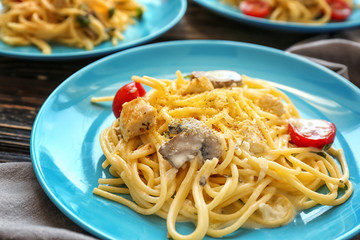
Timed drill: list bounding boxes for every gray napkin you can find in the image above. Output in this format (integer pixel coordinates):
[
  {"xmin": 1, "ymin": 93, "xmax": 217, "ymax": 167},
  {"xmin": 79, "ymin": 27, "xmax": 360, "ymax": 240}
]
[
  {"xmin": 286, "ymin": 33, "xmax": 360, "ymax": 87},
  {"xmin": 0, "ymin": 162, "xmax": 97, "ymax": 240}
]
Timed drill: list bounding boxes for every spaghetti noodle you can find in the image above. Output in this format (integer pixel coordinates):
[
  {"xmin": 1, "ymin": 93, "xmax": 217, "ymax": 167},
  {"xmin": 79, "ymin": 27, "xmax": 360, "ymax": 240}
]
[
  {"xmin": 93, "ymin": 71, "xmax": 352, "ymax": 239},
  {"xmin": 0, "ymin": 0, "xmax": 144, "ymax": 54}
]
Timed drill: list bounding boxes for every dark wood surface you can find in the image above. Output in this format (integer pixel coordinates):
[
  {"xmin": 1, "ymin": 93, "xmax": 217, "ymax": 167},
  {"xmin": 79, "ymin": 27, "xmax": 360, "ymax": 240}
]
[{"xmin": 0, "ymin": 0, "xmax": 358, "ymax": 239}]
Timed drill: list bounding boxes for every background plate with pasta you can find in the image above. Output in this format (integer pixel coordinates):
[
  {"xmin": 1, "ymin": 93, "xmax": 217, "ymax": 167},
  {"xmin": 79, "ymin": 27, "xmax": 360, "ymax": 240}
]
[
  {"xmin": 30, "ymin": 40, "xmax": 360, "ymax": 240},
  {"xmin": 194, "ymin": 0, "xmax": 360, "ymax": 32},
  {"xmin": 0, "ymin": 0, "xmax": 187, "ymax": 60}
]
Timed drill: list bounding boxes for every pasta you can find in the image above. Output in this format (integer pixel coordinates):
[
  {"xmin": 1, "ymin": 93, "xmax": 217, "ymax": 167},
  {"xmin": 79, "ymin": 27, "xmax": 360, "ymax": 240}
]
[
  {"xmin": 0, "ymin": 0, "xmax": 144, "ymax": 54},
  {"xmin": 93, "ymin": 70, "xmax": 352, "ymax": 240},
  {"xmin": 224, "ymin": 0, "xmax": 354, "ymax": 24}
]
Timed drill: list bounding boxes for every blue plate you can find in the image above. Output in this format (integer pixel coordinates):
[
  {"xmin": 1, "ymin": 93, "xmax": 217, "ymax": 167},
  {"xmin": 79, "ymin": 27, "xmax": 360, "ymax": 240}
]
[
  {"xmin": 0, "ymin": 0, "xmax": 186, "ymax": 60},
  {"xmin": 194, "ymin": 0, "xmax": 360, "ymax": 32},
  {"xmin": 31, "ymin": 40, "xmax": 360, "ymax": 240}
]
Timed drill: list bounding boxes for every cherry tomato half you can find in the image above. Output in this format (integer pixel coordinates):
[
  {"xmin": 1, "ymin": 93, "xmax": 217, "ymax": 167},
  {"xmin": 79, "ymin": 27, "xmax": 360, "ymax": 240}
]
[
  {"xmin": 239, "ymin": 0, "xmax": 271, "ymax": 18},
  {"xmin": 288, "ymin": 118, "xmax": 336, "ymax": 150},
  {"xmin": 327, "ymin": 0, "xmax": 352, "ymax": 21},
  {"xmin": 112, "ymin": 82, "xmax": 146, "ymax": 118}
]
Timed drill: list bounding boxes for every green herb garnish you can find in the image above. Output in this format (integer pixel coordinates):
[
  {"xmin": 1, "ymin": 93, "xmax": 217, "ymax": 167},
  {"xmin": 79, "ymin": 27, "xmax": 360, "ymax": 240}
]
[
  {"xmin": 323, "ymin": 143, "xmax": 332, "ymax": 151},
  {"xmin": 135, "ymin": 7, "xmax": 144, "ymax": 20},
  {"xmin": 314, "ymin": 151, "xmax": 327, "ymax": 158},
  {"xmin": 108, "ymin": 7, "xmax": 115, "ymax": 19},
  {"xmin": 76, "ymin": 14, "xmax": 90, "ymax": 27}
]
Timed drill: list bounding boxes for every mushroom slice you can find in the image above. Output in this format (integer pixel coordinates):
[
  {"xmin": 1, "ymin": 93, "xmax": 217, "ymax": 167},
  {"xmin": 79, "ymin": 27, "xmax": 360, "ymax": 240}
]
[
  {"xmin": 191, "ymin": 70, "xmax": 242, "ymax": 88},
  {"xmin": 159, "ymin": 132, "xmax": 203, "ymax": 169},
  {"xmin": 159, "ymin": 118, "xmax": 222, "ymax": 168}
]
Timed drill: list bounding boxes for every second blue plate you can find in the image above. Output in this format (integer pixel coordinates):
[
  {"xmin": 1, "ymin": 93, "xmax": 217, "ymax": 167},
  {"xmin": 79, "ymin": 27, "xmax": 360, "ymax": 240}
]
[{"xmin": 194, "ymin": 0, "xmax": 360, "ymax": 32}]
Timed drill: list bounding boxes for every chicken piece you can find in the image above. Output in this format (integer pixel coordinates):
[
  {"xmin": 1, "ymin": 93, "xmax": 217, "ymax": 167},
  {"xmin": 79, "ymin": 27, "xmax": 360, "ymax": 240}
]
[
  {"xmin": 257, "ymin": 94, "xmax": 285, "ymax": 117},
  {"xmin": 239, "ymin": 120, "xmax": 268, "ymax": 154},
  {"xmin": 119, "ymin": 98, "xmax": 157, "ymax": 141},
  {"xmin": 159, "ymin": 118, "xmax": 222, "ymax": 168},
  {"xmin": 191, "ymin": 70, "xmax": 242, "ymax": 88},
  {"xmin": 182, "ymin": 76, "xmax": 214, "ymax": 95}
]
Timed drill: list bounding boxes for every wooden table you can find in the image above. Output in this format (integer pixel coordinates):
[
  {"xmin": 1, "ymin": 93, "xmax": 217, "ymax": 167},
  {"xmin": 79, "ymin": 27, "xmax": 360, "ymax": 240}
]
[{"xmin": 0, "ymin": 0, "xmax": 358, "ymax": 239}]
